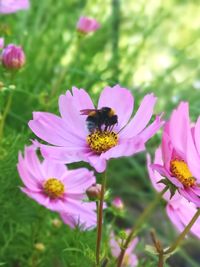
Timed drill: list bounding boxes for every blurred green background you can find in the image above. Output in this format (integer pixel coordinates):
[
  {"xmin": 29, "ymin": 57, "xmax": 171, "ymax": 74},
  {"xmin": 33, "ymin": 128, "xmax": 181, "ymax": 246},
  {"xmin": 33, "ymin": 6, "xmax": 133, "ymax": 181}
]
[{"xmin": 0, "ymin": 0, "xmax": 200, "ymax": 266}]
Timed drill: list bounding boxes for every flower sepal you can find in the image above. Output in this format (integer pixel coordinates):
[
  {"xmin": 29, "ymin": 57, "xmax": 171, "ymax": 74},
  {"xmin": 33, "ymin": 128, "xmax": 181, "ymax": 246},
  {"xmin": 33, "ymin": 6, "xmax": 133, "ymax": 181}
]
[{"xmin": 157, "ymin": 179, "xmax": 176, "ymax": 199}]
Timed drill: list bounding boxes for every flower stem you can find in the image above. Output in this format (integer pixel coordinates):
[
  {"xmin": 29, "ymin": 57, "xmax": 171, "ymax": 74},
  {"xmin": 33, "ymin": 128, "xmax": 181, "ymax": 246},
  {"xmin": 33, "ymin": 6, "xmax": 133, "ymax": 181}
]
[
  {"xmin": 158, "ymin": 252, "xmax": 164, "ymax": 267},
  {"xmin": 0, "ymin": 92, "xmax": 13, "ymax": 142},
  {"xmin": 96, "ymin": 170, "xmax": 107, "ymax": 266},
  {"xmin": 117, "ymin": 186, "xmax": 168, "ymax": 267},
  {"xmin": 164, "ymin": 208, "xmax": 200, "ymax": 255}
]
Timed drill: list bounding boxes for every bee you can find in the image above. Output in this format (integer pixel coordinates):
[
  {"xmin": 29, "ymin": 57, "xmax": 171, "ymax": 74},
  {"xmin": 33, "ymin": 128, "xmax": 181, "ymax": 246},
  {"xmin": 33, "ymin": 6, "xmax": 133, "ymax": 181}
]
[{"xmin": 80, "ymin": 107, "xmax": 118, "ymax": 133}]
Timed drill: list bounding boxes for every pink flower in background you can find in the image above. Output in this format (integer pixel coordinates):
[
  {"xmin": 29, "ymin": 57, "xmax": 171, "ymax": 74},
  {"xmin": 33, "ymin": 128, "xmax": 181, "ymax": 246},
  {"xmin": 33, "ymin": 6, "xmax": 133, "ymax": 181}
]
[
  {"xmin": 2, "ymin": 44, "xmax": 26, "ymax": 69},
  {"xmin": 0, "ymin": 38, "xmax": 4, "ymax": 49},
  {"xmin": 112, "ymin": 197, "xmax": 124, "ymax": 210},
  {"xmin": 151, "ymin": 102, "xmax": 200, "ymax": 207},
  {"xmin": 110, "ymin": 231, "xmax": 138, "ymax": 267},
  {"xmin": 29, "ymin": 85, "xmax": 163, "ymax": 172},
  {"xmin": 167, "ymin": 197, "xmax": 200, "ymax": 239},
  {"xmin": 147, "ymin": 147, "xmax": 200, "ymax": 239},
  {"xmin": 17, "ymin": 145, "xmax": 97, "ymax": 230},
  {"xmin": 0, "ymin": 0, "xmax": 29, "ymax": 14},
  {"xmin": 76, "ymin": 16, "xmax": 100, "ymax": 33}
]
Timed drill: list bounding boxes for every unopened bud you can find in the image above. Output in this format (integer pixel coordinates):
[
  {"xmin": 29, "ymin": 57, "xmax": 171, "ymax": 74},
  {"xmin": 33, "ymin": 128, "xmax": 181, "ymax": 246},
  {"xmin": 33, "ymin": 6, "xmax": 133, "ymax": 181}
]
[
  {"xmin": 34, "ymin": 242, "xmax": 45, "ymax": 252},
  {"xmin": 2, "ymin": 44, "xmax": 25, "ymax": 70},
  {"xmin": 76, "ymin": 16, "xmax": 100, "ymax": 34},
  {"xmin": 86, "ymin": 184, "xmax": 102, "ymax": 200},
  {"xmin": 112, "ymin": 197, "xmax": 124, "ymax": 210},
  {"xmin": 52, "ymin": 218, "xmax": 62, "ymax": 228}
]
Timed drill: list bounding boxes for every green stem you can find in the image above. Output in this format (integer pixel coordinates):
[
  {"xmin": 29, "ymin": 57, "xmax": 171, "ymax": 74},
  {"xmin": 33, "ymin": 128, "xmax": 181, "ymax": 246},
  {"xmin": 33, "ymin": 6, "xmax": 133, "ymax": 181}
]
[
  {"xmin": 96, "ymin": 170, "xmax": 107, "ymax": 266},
  {"xmin": 0, "ymin": 92, "xmax": 13, "ymax": 142},
  {"xmin": 117, "ymin": 186, "xmax": 168, "ymax": 267},
  {"xmin": 164, "ymin": 208, "xmax": 200, "ymax": 255}
]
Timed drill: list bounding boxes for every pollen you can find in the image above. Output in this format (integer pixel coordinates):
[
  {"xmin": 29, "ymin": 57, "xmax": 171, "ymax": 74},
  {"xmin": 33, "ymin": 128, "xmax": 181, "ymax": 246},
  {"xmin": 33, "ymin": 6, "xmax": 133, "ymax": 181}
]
[
  {"xmin": 170, "ymin": 159, "xmax": 196, "ymax": 187},
  {"xmin": 43, "ymin": 178, "xmax": 65, "ymax": 198},
  {"xmin": 87, "ymin": 130, "xmax": 118, "ymax": 154}
]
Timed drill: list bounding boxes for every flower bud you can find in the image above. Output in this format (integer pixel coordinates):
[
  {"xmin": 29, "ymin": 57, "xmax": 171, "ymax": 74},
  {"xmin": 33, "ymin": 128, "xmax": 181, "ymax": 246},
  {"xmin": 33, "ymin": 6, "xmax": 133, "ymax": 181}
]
[
  {"xmin": 76, "ymin": 16, "xmax": 100, "ymax": 34},
  {"xmin": 52, "ymin": 218, "xmax": 62, "ymax": 228},
  {"xmin": 112, "ymin": 197, "xmax": 124, "ymax": 210},
  {"xmin": 1, "ymin": 44, "xmax": 25, "ymax": 70},
  {"xmin": 34, "ymin": 242, "xmax": 45, "ymax": 252},
  {"xmin": 86, "ymin": 184, "xmax": 102, "ymax": 200}
]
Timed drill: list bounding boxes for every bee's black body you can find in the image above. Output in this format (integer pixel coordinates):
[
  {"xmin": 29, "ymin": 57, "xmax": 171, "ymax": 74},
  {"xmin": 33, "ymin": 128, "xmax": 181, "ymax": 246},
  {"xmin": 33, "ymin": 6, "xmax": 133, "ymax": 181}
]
[{"xmin": 80, "ymin": 107, "xmax": 118, "ymax": 132}]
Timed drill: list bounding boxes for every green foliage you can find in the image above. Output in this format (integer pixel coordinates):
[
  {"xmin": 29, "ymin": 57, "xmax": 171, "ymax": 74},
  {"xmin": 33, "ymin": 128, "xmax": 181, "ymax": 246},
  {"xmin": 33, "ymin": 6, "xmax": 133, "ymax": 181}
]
[{"xmin": 1, "ymin": 0, "xmax": 200, "ymax": 266}]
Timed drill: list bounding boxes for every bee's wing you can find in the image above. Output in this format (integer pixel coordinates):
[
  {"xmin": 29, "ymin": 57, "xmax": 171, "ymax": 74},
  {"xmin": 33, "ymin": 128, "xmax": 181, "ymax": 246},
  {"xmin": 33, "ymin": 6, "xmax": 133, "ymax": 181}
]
[{"xmin": 80, "ymin": 109, "xmax": 97, "ymax": 115}]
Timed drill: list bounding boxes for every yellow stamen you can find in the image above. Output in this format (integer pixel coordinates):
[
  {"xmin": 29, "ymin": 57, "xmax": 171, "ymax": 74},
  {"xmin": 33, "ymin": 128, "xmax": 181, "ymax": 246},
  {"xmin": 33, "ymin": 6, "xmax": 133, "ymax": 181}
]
[
  {"xmin": 44, "ymin": 178, "xmax": 64, "ymax": 198},
  {"xmin": 87, "ymin": 130, "xmax": 118, "ymax": 154},
  {"xmin": 170, "ymin": 159, "xmax": 196, "ymax": 187}
]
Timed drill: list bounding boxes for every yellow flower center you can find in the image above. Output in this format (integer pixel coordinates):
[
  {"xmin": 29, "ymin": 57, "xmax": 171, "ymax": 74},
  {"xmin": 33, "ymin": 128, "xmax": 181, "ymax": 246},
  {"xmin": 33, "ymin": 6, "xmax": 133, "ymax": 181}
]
[
  {"xmin": 170, "ymin": 159, "xmax": 196, "ymax": 187},
  {"xmin": 87, "ymin": 130, "xmax": 118, "ymax": 154},
  {"xmin": 43, "ymin": 178, "xmax": 65, "ymax": 198}
]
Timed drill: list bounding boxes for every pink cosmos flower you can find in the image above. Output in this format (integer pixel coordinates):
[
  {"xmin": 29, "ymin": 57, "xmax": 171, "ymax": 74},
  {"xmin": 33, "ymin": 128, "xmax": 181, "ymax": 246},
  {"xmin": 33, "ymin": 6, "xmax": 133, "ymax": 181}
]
[
  {"xmin": 147, "ymin": 147, "xmax": 200, "ymax": 239},
  {"xmin": 29, "ymin": 85, "xmax": 163, "ymax": 173},
  {"xmin": 76, "ymin": 16, "xmax": 100, "ymax": 33},
  {"xmin": 110, "ymin": 231, "xmax": 138, "ymax": 267},
  {"xmin": 17, "ymin": 145, "xmax": 97, "ymax": 230},
  {"xmin": 0, "ymin": 38, "xmax": 4, "ymax": 49},
  {"xmin": 151, "ymin": 102, "xmax": 200, "ymax": 207},
  {"xmin": 0, "ymin": 0, "xmax": 29, "ymax": 14},
  {"xmin": 2, "ymin": 44, "xmax": 26, "ymax": 69}
]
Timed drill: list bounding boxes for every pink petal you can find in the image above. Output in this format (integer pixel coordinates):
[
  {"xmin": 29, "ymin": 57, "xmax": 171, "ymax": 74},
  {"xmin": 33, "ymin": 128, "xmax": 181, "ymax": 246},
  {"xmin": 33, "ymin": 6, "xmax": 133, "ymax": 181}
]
[
  {"xmin": 98, "ymin": 85, "xmax": 134, "ymax": 130},
  {"xmin": 23, "ymin": 145, "xmax": 45, "ymax": 182},
  {"xmin": 139, "ymin": 114, "xmax": 164, "ymax": 143},
  {"xmin": 41, "ymin": 159, "xmax": 67, "ymax": 179},
  {"xmin": 161, "ymin": 123, "xmax": 173, "ymax": 170},
  {"xmin": 180, "ymin": 188, "xmax": 200, "ymax": 207},
  {"xmin": 60, "ymin": 201, "xmax": 97, "ymax": 230},
  {"xmin": 186, "ymin": 125, "xmax": 200, "ymax": 182},
  {"xmin": 59, "ymin": 87, "xmax": 94, "ymax": 137},
  {"xmin": 166, "ymin": 204, "xmax": 184, "ymax": 233},
  {"xmin": 40, "ymin": 143, "xmax": 88, "ymax": 164},
  {"xmin": 62, "ymin": 168, "xmax": 95, "ymax": 193},
  {"xmin": 87, "ymin": 154, "xmax": 107, "ymax": 173},
  {"xmin": 120, "ymin": 93, "xmax": 157, "ymax": 138},
  {"xmin": 29, "ymin": 112, "xmax": 85, "ymax": 146},
  {"xmin": 194, "ymin": 117, "xmax": 200, "ymax": 155},
  {"xmin": 17, "ymin": 153, "xmax": 42, "ymax": 191},
  {"xmin": 169, "ymin": 102, "xmax": 190, "ymax": 158},
  {"xmin": 102, "ymin": 137, "xmax": 145, "ymax": 160},
  {"xmin": 21, "ymin": 187, "xmax": 49, "ymax": 207}
]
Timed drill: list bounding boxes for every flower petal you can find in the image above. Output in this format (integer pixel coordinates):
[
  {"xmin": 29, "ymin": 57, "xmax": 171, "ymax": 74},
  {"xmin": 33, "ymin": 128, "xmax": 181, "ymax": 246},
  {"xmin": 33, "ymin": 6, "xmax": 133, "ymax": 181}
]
[
  {"xmin": 120, "ymin": 93, "xmax": 157, "ymax": 138},
  {"xmin": 40, "ymin": 143, "xmax": 88, "ymax": 164},
  {"xmin": 166, "ymin": 204, "xmax": 184, "ymax": 233},
  {"xmin": 59, "ymin": 87, "xmax": 95, "ymax": 137},
  {"xmin": 29, "ymin": 112, "xmax": 84, "ymax": 146},
  {"xmin": 194, "ymin": 116, "xmax": 200, "ymax": 155},
  {"xmin": 17, "ymin": 154, "xmax": 42, "ymax": 191},
  {"xmin": 102, "ymin": 137, "xmax": 145, "ymax": 160},
  {"xmin": 139, "ymin": 114, "xmax": 164, "ymax": 143},
  {"xmin": 169, "ymin": 102, "xmax": 190, "ymax": 158},
  {"xmin": 62, "ymin": 168, "xmax": 95, "ymax": 193}
]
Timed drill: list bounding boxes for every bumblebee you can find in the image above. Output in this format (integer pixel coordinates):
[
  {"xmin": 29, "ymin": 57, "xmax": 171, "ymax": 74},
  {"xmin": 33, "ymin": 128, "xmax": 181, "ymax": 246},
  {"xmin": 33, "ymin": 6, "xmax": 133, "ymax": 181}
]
[{"xmin": 80, "ymin": 107, "xmax": 118, "ymax": 133}]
